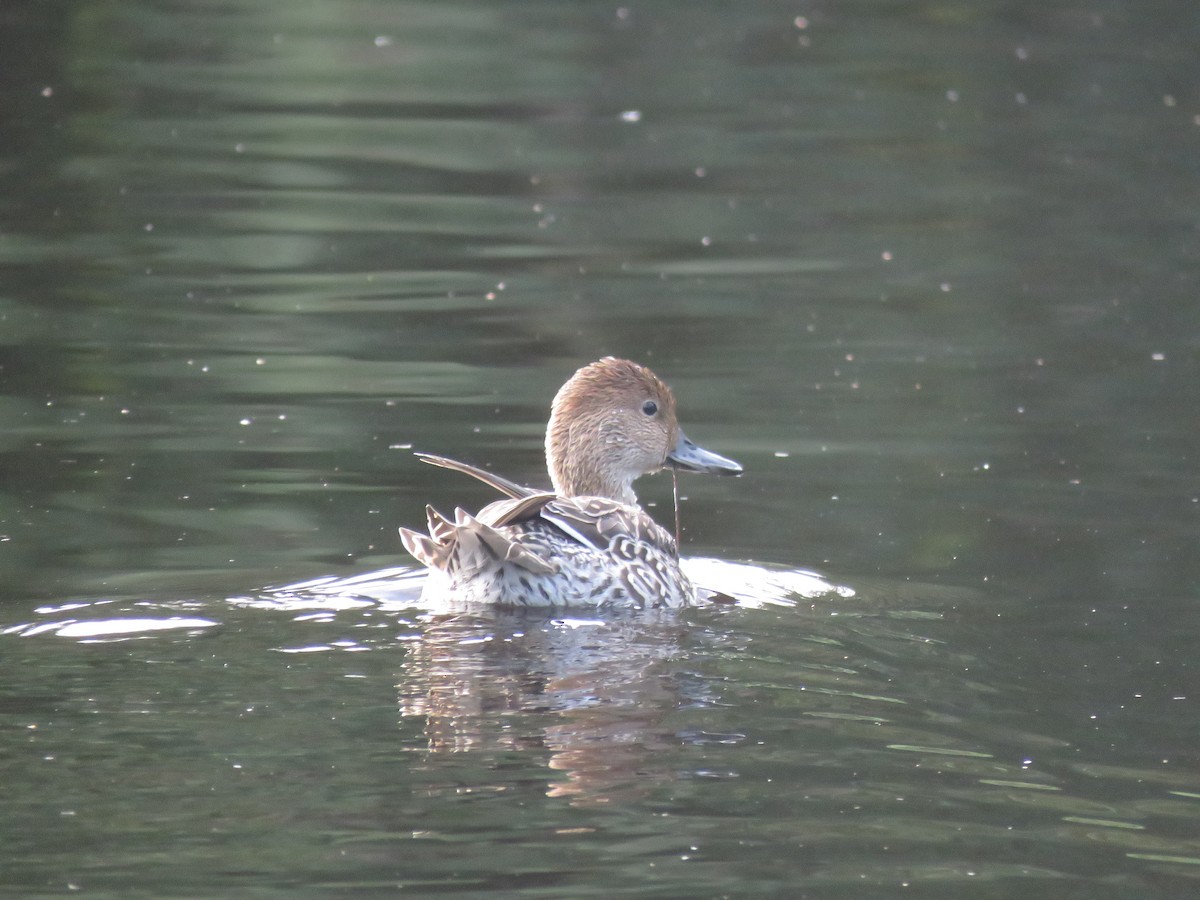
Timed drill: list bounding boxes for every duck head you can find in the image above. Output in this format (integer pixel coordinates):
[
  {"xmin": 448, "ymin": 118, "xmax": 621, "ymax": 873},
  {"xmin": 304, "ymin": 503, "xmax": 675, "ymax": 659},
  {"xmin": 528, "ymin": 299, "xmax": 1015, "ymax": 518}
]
[{"xmin": 545, "ymin": 357, "xmax": 742, "ymax": 504}]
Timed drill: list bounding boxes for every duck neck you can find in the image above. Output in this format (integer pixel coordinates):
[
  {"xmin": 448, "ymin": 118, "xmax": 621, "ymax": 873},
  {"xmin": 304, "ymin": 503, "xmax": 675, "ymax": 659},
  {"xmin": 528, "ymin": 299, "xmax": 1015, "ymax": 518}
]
[{"xmin": 548, "ymin": 454, "xmax": 637, "ymax": 505}]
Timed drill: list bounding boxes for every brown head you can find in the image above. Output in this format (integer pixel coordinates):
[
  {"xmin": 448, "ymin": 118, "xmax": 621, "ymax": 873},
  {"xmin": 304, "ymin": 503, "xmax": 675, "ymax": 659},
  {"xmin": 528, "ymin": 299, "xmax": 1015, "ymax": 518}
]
[{"xmin": 545, "ymin": 357, "xmax": 742, "ymax": 504}]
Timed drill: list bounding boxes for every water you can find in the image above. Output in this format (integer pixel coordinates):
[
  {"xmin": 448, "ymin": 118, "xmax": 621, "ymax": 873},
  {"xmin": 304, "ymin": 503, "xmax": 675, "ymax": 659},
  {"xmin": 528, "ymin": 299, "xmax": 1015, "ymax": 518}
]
[{"xmin": 2, "ymin": 1, "xmax": 1199, "ymax": 896}]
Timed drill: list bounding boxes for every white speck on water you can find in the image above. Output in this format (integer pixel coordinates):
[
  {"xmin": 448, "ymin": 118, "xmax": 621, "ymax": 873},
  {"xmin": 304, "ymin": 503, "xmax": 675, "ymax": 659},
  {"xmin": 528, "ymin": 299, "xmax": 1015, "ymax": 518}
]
[{"xmin": 619, "ymin": 110, "xmax": 642, "ymax": 122}]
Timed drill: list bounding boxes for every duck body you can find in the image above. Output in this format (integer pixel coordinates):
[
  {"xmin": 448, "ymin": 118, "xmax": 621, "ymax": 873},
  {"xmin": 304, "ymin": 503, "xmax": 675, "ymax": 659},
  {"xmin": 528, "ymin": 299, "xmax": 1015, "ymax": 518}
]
[
  {"xmin": 399, "ymin": 358, "xmax": 742, "ymax": 609},
  {"xmin": 408, "ymin": 458, "xmax": 694, "ymax": 608}
]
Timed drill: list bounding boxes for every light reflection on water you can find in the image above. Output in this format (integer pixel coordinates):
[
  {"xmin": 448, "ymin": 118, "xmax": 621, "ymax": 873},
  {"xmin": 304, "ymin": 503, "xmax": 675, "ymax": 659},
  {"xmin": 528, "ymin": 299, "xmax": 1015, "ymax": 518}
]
[{"xmin": 6, "ymin": 564, "xmax": 1200, "ymax": 893}]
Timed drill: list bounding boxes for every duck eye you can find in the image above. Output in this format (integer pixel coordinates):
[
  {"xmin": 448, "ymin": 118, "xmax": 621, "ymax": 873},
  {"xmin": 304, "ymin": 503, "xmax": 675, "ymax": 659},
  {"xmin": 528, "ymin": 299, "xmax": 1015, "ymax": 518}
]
[{"xmin": 642, "ymin": 400, "xmax": 658, "ymax": 416}]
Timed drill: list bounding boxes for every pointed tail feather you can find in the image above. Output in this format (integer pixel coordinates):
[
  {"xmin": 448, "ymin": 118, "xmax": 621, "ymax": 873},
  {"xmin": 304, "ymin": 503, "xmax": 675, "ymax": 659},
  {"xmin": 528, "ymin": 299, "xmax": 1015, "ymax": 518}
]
[{"xmin": 399, "ymin": 526, "xmax": 445, "ymax": 568}]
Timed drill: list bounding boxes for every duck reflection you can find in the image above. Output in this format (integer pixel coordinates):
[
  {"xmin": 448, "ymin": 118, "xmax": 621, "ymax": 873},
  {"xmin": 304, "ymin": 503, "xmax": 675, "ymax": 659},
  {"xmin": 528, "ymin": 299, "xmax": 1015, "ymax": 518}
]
[{"xmin": 396, "ymin": 605, "xmax": 701, "ymax": 804}]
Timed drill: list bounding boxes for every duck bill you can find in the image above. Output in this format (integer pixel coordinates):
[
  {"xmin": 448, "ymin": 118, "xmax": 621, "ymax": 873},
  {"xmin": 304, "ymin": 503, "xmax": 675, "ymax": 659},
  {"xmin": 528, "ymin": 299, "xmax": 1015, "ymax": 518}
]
[{"xmin": 666, "ymin": 430, "xmax": 743, "ymax": 476}]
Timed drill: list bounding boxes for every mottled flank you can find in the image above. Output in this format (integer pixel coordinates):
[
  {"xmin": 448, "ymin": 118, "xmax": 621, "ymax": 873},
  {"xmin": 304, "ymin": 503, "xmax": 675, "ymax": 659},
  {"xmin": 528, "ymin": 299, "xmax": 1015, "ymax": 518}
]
[{"xmin": 399, "ymin": 358, "xmax": 742, "ymax": 608}]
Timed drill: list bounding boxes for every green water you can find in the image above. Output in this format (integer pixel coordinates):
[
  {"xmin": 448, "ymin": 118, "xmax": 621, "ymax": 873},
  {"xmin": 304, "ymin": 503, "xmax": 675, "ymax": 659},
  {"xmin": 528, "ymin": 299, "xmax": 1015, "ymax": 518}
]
[{"xmin": 1, "ymin": 1, "xmax": 1198, "ymax": 896}]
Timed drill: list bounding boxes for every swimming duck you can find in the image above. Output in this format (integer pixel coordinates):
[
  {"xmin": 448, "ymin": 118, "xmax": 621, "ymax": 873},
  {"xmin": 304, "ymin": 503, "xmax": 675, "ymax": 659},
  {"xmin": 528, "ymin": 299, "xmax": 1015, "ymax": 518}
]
[{"xmin": 399, "ymin": 357, "xmax": 742, "ymax": 608}]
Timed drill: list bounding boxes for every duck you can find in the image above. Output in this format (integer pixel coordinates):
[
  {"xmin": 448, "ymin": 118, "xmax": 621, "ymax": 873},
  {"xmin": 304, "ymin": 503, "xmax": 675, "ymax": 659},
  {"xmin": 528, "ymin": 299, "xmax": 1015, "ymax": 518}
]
[{"xmin": 399, "ymin": 357, "xmax": 743, "ymax": 608}]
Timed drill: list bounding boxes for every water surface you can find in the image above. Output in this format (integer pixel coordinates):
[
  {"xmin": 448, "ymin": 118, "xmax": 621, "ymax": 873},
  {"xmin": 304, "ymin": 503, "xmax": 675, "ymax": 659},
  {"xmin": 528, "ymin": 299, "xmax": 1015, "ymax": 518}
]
[{"xmin": 2, "ymin": 1, "xmax": 1198, "ymax": 896}]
